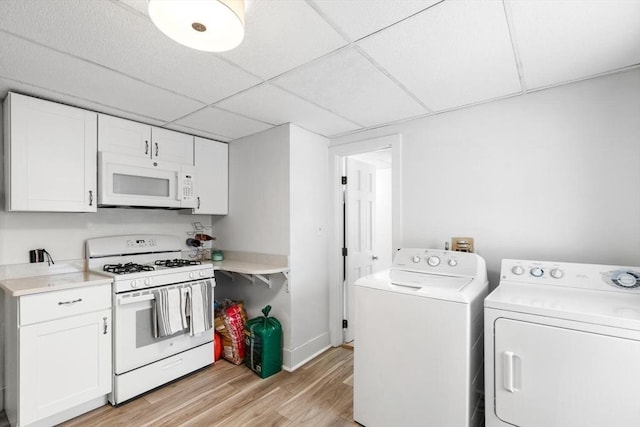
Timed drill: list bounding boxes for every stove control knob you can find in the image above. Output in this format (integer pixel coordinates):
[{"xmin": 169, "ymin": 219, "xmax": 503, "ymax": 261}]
[
  {"xmin": 412, "ymin": 256, "xmax": 421, "ymax": 263},
  {"xmin": 199, "ymin": 270, "xmax": 206, "ymax": 277},
  {"xmin": 550, "ymin": 268, "xmax": 563, "ymax": 279},
  {"xmin": 144, "ymin": 278, "xmax": 152, "ymax": 286},
  {"xmin": 189, "ymin": 272, "xmax": 195, "ymax": 279},
  {"xmin": 427, "ymin": 256, "xmax": 441, "ymax": 267},
  {"xmin": 530, "ymin": 267, "xmax": 544, "ymax": 278},
  {"xmin": 448, "ymin": 258, "xmax": 458, "ymax": 267},
  {"xmin": 511, "ymin": 266, "xmax": 525, "ymax": 275},
  {"xmin": 130, "ymin": 280, "xmax": 138, "ymax": 289}
]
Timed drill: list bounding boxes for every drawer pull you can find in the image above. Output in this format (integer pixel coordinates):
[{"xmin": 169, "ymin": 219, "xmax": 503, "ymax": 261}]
[
  {"xmin": 103, "ymin": 317, "xmax": 108, "ymax": 335},
  {"xmin": 58, "ymin": 298, "xmax": 82, "ymax": 306}
]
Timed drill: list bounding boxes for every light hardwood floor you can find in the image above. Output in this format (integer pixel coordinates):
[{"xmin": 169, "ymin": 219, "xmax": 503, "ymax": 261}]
[{"xmin": 60, "ymin": 347, "xmax": 357, "ymax": 427}]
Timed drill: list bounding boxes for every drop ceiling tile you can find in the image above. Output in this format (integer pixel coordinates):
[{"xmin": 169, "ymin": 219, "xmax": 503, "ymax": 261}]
[
  {"xmin": 164, "ymin": 123, "xmax": 232, "ymax": 143},
  {"xmin": 358, "ymin": 0, "xmax": 521, "ymax": 112},
  {"xmin": 310, "ymin": 0, "xmax": 439, "ymax": 41},
  {"xmin": 218, "ymin": 0, "xmax": 348, "ymax": 79},
  {"xmin": 0, "ymin": 33, "xmax": 204, "ymax": 122},
  {"xmin": 0, "ymin": 77, "xmax": 166, "ymax": 126},
  {"xmin": 173, "ymin": 107, "xmax": 273, "ymax": 140},
  {"xmin": 273, "ymin": 47, "xmax": 427, "ymax": 127},
  {"xmin": 508, "ymin": 0, "xmax": 640, "ymax": 89},
  {"xmin": 0, "ymin": 0, "xmax": 260, "ymax": 104},
  {"xmin": 216, "ymin": 84, "xmax": 361, "ymax": 137}
]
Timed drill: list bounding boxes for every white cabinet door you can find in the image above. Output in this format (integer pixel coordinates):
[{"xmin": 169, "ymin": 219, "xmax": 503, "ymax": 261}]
[
  {"xmin": 152, "ymin": 127, "xmax": 194, "ymax": 165},
  {"xmin": 19, "ymin": 309, "xmax": 112, "ymax": 426},
  {"xmin": 193, "ymin": 137, "xmax": 228, "ymax": 215},
  {"xmin": 494, "ymin": 318, "xmax": 640, "ymax": 427},
  {"xmin": 5, "ymin": 93, "xmax": 97, "ymax": 212},
  {"xmin": 98, "ymin": 114, "xmax": 151, "ymax": 159},
  {"xmin": 99, "ymin": 114, "xmax": 193, "ymax": 164}
]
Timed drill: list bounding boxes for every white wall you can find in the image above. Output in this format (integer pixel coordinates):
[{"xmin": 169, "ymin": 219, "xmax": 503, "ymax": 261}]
[
  {"xmin": 331, "ymin": 69, "xmax": 640, "ymax": 287},
  {"xmin": 289, "ymin": 124, "xmax": 330, "ymax": 367},
  {"xmin": 212, "ymin": 123, "xmax": 330, "ymax": 370},
  {"xmin": 212, "ymin": 125, "xmax": 290, "ymax": 255},
  {"xmin": 211, "ymin": 124, "xmax": 292, "ymax": 350}
]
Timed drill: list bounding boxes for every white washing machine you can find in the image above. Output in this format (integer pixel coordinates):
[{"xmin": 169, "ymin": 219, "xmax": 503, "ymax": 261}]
[
  {"xmin": 353, "ymin": 248, "xmax": 488, "ymax": 427},
  {"xmin": 485, "ymin": 259, "xmax": 640, "ymax": 427}
]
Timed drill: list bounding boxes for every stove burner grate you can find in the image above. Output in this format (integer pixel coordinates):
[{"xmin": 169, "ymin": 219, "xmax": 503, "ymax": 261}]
[
  {"xmin": 103, "ymin": 262, "xmax": 155, "ymax": 275},
  {"xmin": 155, "ymin": 259, "xmax": 202, "ymax": 268}
]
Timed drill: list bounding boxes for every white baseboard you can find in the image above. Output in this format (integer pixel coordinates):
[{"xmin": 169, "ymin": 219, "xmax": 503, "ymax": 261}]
[{"xmin": 282, "ymin": 332, "xmax": 331, "ymax": 372}]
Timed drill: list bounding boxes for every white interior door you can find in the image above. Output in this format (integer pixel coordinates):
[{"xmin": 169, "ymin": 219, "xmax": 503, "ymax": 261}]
[{"xmin": 344, "ymin": 157, "xmax": 376, "ymax": 343}]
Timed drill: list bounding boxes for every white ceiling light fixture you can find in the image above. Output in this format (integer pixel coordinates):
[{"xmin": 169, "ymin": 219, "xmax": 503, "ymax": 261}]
[{"xmin": 148, "ymin": 0, "xmax": 245, "ymax": 52}]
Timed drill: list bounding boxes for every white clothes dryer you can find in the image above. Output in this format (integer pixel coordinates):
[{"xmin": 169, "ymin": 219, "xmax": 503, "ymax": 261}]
[
  {"xmin": 353, "ymin": 249, "xmax": 488, "ymax": 427},
  {"xmin": 485, "ymin": 259, "xmax": 640, "ymax": 427}
]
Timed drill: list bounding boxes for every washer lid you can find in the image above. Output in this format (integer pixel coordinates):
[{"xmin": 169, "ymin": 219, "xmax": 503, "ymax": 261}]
[
  {"xmin": 485, "ymin": 282, "xmax": 640, "ymax": 331},
  {"xmin": 355, "ymin": 269, "xmax": 476, "ymax": 303}
]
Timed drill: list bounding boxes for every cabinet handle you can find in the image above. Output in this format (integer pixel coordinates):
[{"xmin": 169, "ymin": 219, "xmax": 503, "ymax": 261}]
[
  {"xmin": 103, "ymin": 317, "xmax": 108, "ymax": 335},
  {"xmin": 58, "ymin": 298, "xmax": 82, "ymax": 306},
  {"xmin": 145, "ymin": 140, "xmax": 149, "ymax": 155},
  {"xmin": 197, "ymin": 196, "xmax": 200, "ymax": 209},
  {"xmin": 155, "ymin": 142, "xmax": 159, "ymax": 157},
  {"xmin": 89, "ymin": 190, "xmax": 93, "ymax": 206}
]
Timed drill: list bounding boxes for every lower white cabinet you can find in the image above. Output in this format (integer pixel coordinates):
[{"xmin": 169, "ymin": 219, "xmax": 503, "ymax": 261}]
[{"xmin": 4, "ymin": 284, "xmax": 112, "ymax": 427}]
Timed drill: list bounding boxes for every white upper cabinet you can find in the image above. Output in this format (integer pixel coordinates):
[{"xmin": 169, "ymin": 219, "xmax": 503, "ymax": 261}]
[
  {"xmin": 3, "ymin": 93, "xmax": 97, "ymax": 212},
  {"xmin": 98, "ymin": 114, "xmax": 194, "ymax": 165},
  {"xmin": 193, "ymin": 137, "xmax": 228, "ymax": 215}
]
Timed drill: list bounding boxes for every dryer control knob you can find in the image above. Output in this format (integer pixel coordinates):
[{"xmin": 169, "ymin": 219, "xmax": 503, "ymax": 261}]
[
  {"xmin": 448, "ymin": 258, "xmax": 458, "ymax": 267},
  {"xmin": 530, "ymin": 267, "xmax": 544, "ymax": 278},
  {"xmin": 511, "ymin": 266, "xmax": 524, "ymax": 275},
  {"xmin": 412, "ymin": 256, "xmax": 421, "ymax": 263},
  {"xmin": 550, "ymin": 268, "xmax": 563, "ymax": 279},
  {"xmin": 427, "ymin": 256, "xmax": 441, "ymax": 267}
]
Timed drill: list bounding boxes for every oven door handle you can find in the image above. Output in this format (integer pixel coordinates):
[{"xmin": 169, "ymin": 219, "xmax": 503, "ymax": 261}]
[{"xmin": 118, "ymin": 294, "xmax": 155, "ymax": 306}]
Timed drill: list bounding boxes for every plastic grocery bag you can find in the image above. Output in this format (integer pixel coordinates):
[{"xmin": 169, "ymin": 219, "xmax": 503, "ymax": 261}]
[{"xmin": 244, "ymin": 305, "xmax": 282, "ymax": 378}]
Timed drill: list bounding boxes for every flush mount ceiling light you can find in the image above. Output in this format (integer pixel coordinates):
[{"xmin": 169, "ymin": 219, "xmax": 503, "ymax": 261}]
[{"xmin": 148, "ymin": 0, "xmax": 245, "ymax": 52}]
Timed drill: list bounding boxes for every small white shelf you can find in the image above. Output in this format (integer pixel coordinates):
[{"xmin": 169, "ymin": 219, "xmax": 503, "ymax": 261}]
[{"xmin": 211, "ymin": 252, "xmax": 289, "ymax": 289}]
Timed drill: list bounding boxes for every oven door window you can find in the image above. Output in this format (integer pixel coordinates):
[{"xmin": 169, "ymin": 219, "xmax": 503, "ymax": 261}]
[{"xmin": 114, "ymin": 291, "xmax": 212, "ymax": 375}]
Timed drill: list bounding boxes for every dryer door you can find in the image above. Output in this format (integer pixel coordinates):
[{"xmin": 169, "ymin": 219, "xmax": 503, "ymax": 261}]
[{"xmin": 494, "ymin": 318, "xmax": 640, "ymax": 427}]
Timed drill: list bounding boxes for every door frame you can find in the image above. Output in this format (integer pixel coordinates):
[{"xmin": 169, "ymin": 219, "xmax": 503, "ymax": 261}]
[{"xmin": 328, "ymin": 134, "xmax": 403, "ymax": 346}]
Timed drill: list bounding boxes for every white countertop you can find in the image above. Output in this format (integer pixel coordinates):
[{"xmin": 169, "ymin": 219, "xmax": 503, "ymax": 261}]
[{"xmin": 0, "ymin": 271, "xmax": 113, "ymax": 297}]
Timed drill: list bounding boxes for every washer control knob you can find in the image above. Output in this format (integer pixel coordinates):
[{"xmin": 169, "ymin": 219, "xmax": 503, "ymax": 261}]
[
  {"xmin": 144, "ymin": 278, "xmax": 152, "ymax": 286},
  {"xmin": 616, "ymin": 273, "xmax": 638, "ymax": 287},
  {"xmin": 427, "ymin": 256, "xmax": 441, "ymax": 267},
  {"xmin": 530, "ymin": 267, "xmax": 544, "ymax": 278},
  {"xmin": 412, "ymin": 256, "xmax": 421, "ymax": 263},
  {"xmin": 511, "ymin": 265, "xmax": 525, "ymax": 275},
  {"xmin": 448, "ymin": 258, "xmax": 458, "ymax": 267},
  {"xmin": 550, "ymin": 268, "xmax": 563, "ymax": 279},
  {"xmin": 130, "ymin": 280, "xmax": 138, "ymax": 289}
]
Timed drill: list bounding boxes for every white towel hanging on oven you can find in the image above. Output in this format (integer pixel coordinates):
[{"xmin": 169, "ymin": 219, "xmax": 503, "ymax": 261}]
[
  {"xmin": 153, "ymin": 287, "xmax": 187, "ymax": 338},
  {"xmin": 189, "ymin": 281, "xmax": 212, "ymax": 336}
]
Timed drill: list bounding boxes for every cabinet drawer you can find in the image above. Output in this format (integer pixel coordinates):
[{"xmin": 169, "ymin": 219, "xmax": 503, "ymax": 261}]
[{"xmin": 20, "ymin": 284, "xmax": 111, "ymax": 326}]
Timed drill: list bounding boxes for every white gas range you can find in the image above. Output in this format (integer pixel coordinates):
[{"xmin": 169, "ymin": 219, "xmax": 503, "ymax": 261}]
[{"xmin": 86, "ymin": 234, "xmax": 215, "ymax": 405}]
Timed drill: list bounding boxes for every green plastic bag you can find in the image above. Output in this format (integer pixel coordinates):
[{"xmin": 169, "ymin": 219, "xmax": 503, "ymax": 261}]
[{"xmin": 244, "ymin": 305, "xmax": 282, "ymax": 378}]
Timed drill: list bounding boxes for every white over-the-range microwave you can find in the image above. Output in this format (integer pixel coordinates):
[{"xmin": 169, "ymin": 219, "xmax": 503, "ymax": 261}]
[{"xmin": 98, "ymin": 152, "xmax": 196, "ymax": 208}]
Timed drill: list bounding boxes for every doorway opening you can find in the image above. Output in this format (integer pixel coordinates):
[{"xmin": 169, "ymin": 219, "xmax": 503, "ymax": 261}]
[
  {"xmin": 341, "ymin": 149, "xmax": 393, "ymax": 347},
  {"xmin": 328, "ymin": 133, "xmax": 402, "ymax": 348}
]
